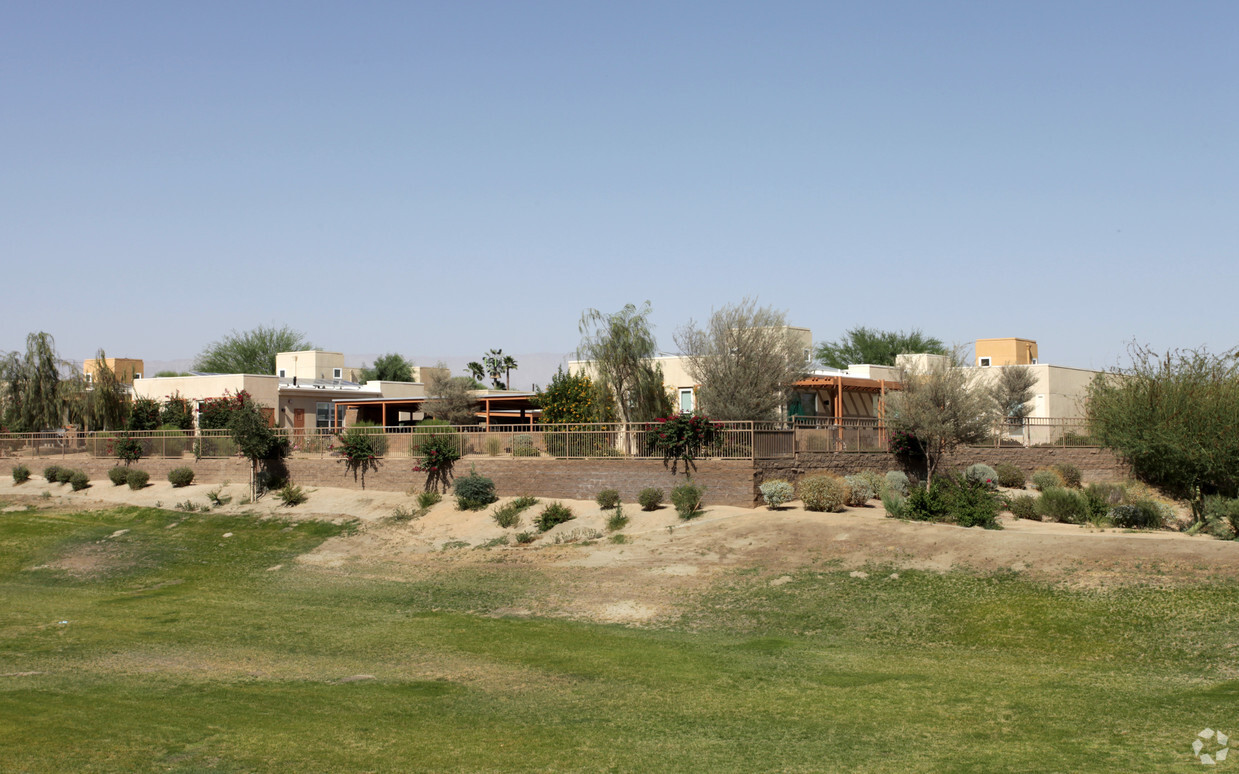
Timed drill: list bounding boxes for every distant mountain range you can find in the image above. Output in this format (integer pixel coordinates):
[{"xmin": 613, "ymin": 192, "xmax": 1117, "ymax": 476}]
[{"xmin": 140, "ymin": 352, "xmax": 573, "ymax": 392}]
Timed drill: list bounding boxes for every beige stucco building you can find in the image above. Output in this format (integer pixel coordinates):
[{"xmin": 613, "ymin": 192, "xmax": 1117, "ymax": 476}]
[{"xmin": 84, "ymin": 357, "xmax": 145, "ymax": 384}]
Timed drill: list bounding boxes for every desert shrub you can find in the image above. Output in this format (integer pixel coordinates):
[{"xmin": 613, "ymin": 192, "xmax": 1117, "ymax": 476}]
[
  {"xmin": 55, "ymin": 467, "xmax": 75, "ymax": 484},
  {"xmin": 126, "ymin": 469, "xmax": 150, "ymax": 490},
  {"xmin": 994, "ymin": 463, "xmax": 1026, "ymax": 489},
  {"xmin": 510, "ymin": 434, "xmax": 540, "ymax": 457},
  {"xmin": 511, "ymin": 495, "xmax": 538, "ymax": 510},
  {"xmin": 43, "ymin": 465, "xmax": 62, "ymax": 483},
  {"xmin": 107, "ymin": 466, "xmax": 129, "ymax": 486},
  {"xmin": 798, "ymin": 474, "xmax": 847, "ymax": 513},
  {"xmin": 881, "ymin": 490, "xmax": 907, "ymax": 519},
  {"xmin": 167, "ymin": 467, "xmax": 195, "ymax": 488},
  {"xmin": 760, "ymin": 479, "xmax": 795, "ymax": 510},
  {"xmin": 855, "ymin": 470, "xmax": 886, "ymax": 498},
  {"xmin": 1052, "ymin": 462, "xmax": 1083, "ymax": 489},
  {"xmin": 206, "ymin": 487, "xmax": 232, "ymax": 507},
  {"xmin": 964, "ymin": 464, "xmax": 998, "ymax": 489},
  {"xmin": 1036, "ymin": 487, "xmax": 1090, "ymax": 524},
  {"xmin": 515, "ymin": 531, "xmax": 537, "ymax": 544},
  {"xmin": 69, "ymin": 471, "xmax": 89, "ymax": 491},
  {"xmin": 606, "ymin": 505, "xmax": 629, "ymax": 532},
  {"xmin": 671, "ymin": 481, "xmax": 705, "ymax": 519},
  {"xmin": 1203, "ymin": 496, "xmax": 1239, "ymax": 538},
  {"xmin": 1031, "ymin": 469, "xmax": 1064, "ymax": 491},
  {"xmin": 416, "ymin": 490, "xmax": 442, "ymax": 509},
  {"xmin": 843, "ymin": 475, "xmax": 873, "ymax": 507},
  {"xmin": 1109, "ymin": 500, "xmax": 1165, "ymax": 529},
  {"xmin": 942, "ymin": 476, "xmax": 1001, "ymax": 528},
  {"xmin": 595, "ymin": 488, "xmax": 621, "ymax": 510},
  {"xmin": 638, "ymin": 487, "xmax": 663, "ymax": 511},
  {"xmin": 905, "ymin": 484, "xmax": 951, "ymax": 522},
  {"xmin": 884, "ymin": 470, "xmax": 910, "ymax": 497},
  {"xmin": 1084, "ymin": 482, "xmax": 1125, "ymax": 524},
  {"xmin": 1008, "ymin": 494, "xmax": 1039, "ymax": 520},
  {"xmin": 11, "ymin": 464, "xmax": 30, "ymax": 484},
  {"xmin": 276, "ymin": 483, "xmax": 308, "ymax": 506},
  {"xmin": 484, "ymin": 437, "xmax": 503, "ymax": 456},
  {"xmin": 491, "ymin": 501, "xmax": 524, "ymax": 529},
  {"xmin": 454, "ymin": 471, "xmax": 498, "ymax": 511},
  {"xmin": 536, "ymin": 501, "xmax": 575, "ymax": 532}
]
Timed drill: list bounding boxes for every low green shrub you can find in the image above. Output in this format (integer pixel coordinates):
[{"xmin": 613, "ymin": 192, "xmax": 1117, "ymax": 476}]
[
  {"xmin": 855, "ymin": 470, "xmax": 886, "ymax": 498},
  {"xmin": 1109, "ymin": 500, "xmax": 1165, "ymax": 529},
  {"xmin": 276, "ymin": 483, "xmax": 308, "ymax": 506},
  {"xmin": 1052, "ymin": 463, "xmax": 1083, "ymax": 489},
  {"xmin": 416, "ymin": 490, "xmax": 442, "ymax": 509},
  {"xmin": 55, "ymin": 467, "xmax": 75, "ymax": 484},
  {"xmin": 798, "ymin": 474, "xmax": 847, "ymax": 513},
  {"xmin": 126, "ymin": 469, "xmax": 150, "ymax": 490},
  {"xmin": 881, "ymin": 490, "xmax": 907, "ymax": 519},
  {"xmin": 606, "ymin": 505, "xmax": 629, "ymax": 532},
  {"xmin": 510, "ymin": 495, "xmax": 538, "ymax": 510},
  {"xmin": 515, "ymin": 531, "xmax": 537, "ymax": 544},
  {"xmin": 1084, "ymin": 482, "xmax": 1125, "ymax": 524},
  {"xmin": 638, "ymin": 487, "xmax": 663, "ymax": 511},
  {"xmin": 108, "ymin": 466, "xmax": 129, "ymax": 486},
  {"xmin": 536, "ymin": 502, "xmax": 575, "ymax": 532},
  {"xmin": 491, "ymin": 501, "xmax": 524, "ymax": 529},
  {"xmin": 11, "ymin": 464, "xmax": 30, "ymax": 484},
  {"xmin": 884, "ymin": 471, "xmax": 910, "ymax": 497},
  {"xmin": 454, "ymin": 471, "xmax": 498, "ymax": 511},
  {"xmin": 69, "ymin": 471, "xmax": 89, "ymax": 491},
  {"xmin": 964, "ymin": 464, "xmax": 998, "ymax": 489},
  {"xmin": 905, "ymin": 484, "xmax": 951, "ymax": 522},
  {"xmin": 944, "ymin": 477, "xmax": 1001, "ymax": 528},
  {"xmin": 595, "ymin": 489, "xmax": 621, "ymax": 510},
  {"xmin": 1036, "ymin": 487, "xmax": 1090, "ymax": 524},
  {"xmin": 759, "ymin": 479, "xmax": 795, "ymax": 510},
  {"xmin": 206, "ymin": 487, "xmax": 232, "ymax": 507},
  {"xmin": 843, "ymin": 475, "xmax": 873, "ymax": 507},
  {"xmin": 1203, "ymin": 496, "xmax": 1239, "ymax": 538},
  {"xmin": 1031, "ymin": 469, "xmax": 1064, "ymax": 491},
  {"xmin": 168, "ymin": 467, "xmax": 195, "ymax": 488},
  {"xmin": 994, "ymin": 463, "xmax": 1026, "ymax": 489},
  {"xmin": 43, "ymin": 465, "xmax": 62, "ymax": 484},
  {"xmin": 510, "ymin": 434, "xmax": 540, "ymax": 457},
  {"xmin": 1008, "ymin": 494, "xmax": 1039, "ymax": 520},
  {"xmin": 671, "ymin": 482, "xmax": 706, "ymax": 519}
]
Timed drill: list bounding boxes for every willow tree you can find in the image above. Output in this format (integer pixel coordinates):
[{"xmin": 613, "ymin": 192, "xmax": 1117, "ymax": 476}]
[
  {"xmin": 577, "ymin": 302, "xmax": 669, "ymax": 425},
  {"xmin": 1, "ymin": 332, "xmax": 66, "ymax": 432}
]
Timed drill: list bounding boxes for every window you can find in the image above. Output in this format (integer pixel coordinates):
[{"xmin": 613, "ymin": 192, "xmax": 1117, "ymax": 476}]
[
  {"xmin": 316, "ymin": 402, "xmax": 333, "ymax": 428},
  {"xmin": 133, "ymin": 373, "xmax": 141, "ymax": 380},
  {"xmin": 679, "ymin": 388, "xmax": 693, "ymax": 413},
  {"xmin": 278, "ymin": 369, "xmax": 286, "ymax": 378},
  {"xmin": 979, "ymin": 357, "xmax": 992, "ymax": 367},
  {"xmin": 84, "ymin": 372, "xmax": 93, "ymax": 384},
  {"xmin": 333, "ymin": 368, "xmax": 343, "ymax": 379}
]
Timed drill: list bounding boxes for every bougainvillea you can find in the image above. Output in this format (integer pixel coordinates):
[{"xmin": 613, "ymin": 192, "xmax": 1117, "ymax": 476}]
[
  {"xmin": 649, "ymin": 413, "xmax": 721, "ymax": 476},
  {"xmin": 199, "ymin": 390, "xmax": 252, "ymax": 430},
  {"xmin": 414, "ymin": 432, "xmax": 463, "ymax": 493}
]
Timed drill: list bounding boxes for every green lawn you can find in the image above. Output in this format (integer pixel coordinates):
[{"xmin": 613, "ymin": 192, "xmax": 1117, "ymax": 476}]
[{"xmin": 2, "ymin": 506, "xmax": 1237, "ymax": 772}]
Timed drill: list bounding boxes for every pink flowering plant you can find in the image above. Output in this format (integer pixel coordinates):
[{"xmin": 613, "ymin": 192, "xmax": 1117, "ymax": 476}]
[
  {"xmin": 649, "ymin": 413, "xmax": 721, "ymax": 476},
  {"xmin": 414, "ymin": 433, "xmax": 462, "ymax": 493}
]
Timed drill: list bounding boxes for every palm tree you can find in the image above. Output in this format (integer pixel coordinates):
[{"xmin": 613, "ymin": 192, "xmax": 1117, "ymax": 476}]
[
  {"xmin": 483, "ymin": 349, "xmax": 506, "ymax": 389},
  {"xmin": 501, "ymin": 354, "xmax": 518, "ymax": 391},
  {"xmin": 466, "ymin": 361, "xmax": 485, "ymax": 382}
]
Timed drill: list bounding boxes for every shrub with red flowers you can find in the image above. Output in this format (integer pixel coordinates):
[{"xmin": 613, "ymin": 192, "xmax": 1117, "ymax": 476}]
[
  {"xmin": 649, "ymin": 413, "xmax": 721, "ymax": 476},
  {"xmin": 199, "ymin": 390, "xmax": 252, "ymax": 430},
  {"xmin": 414, "ymin": 432, "xmax": 463, "ymax": 493}
]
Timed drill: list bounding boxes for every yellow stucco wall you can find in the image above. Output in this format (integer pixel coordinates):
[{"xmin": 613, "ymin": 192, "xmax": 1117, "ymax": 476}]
[
  {"xmin": 975, "ymin": 338, "xmax": 1038, "ymax": 366},
  {"xmin": 84, "ymin": 358, "xmax": 145, "ymax": 384}
]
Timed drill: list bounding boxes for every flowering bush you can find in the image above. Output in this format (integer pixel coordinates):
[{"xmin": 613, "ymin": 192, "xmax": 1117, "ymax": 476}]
[
  {"xmin": 649, "ymin": 414, "xmax": 721, "ymax": 475},
  {"xmin": 199, "ymin": 390, "xmax": 252, "ymax": 430},
  {"xmin": 415, "ymin": 433, "xmax": 462, "ymax": 493},
  {"xmin": 888, "ymin": 429, "xmax": 923, "ymax": 459}
]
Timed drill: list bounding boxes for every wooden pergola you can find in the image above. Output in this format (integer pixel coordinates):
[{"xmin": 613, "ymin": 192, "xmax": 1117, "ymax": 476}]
[
  {"xmin": 791, "ymin": 374, "xmax": 902, "ymax": 424},
  {"xmin": 330, "ymin": 394, "xmax": 541, "ymax": 429}
]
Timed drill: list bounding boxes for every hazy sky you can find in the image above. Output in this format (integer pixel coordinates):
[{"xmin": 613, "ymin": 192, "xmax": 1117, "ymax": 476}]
[{"xmin": 3, "ymin": 1, "xmax": 1236, "ymax": 374}]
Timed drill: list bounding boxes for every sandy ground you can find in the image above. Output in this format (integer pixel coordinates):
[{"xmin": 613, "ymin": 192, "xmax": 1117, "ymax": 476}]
[{"xmin": 4, "ymin": 474, "xmax": 1239, "ymax": 624}]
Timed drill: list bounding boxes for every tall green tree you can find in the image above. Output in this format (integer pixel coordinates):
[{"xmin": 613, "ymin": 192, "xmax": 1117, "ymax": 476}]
[
  {"xmin": 535, "ymin": 367, "xmax": 615, "ymax": 424},
  {"xmin": 1087, "ymin": 344, "xmax": 1239, "ymax": 503},
  {"xmin": 1, "ymin": 332, "xmax": 66, "ymax": 432},
  {"xmin": 674, "ymin": 299, "xmax": 806, "ymax": 421},
  {"xmin": 225, "ymin": 392, "xmax": 288, "ymax": 502},
  {"xmin": 578, "ymin": 302, "xmax": 668, "ymax": 425},
  {"xmin": 816, "ymin": 327, "xmax": 947, "ymax": 369},
  {"xmin": 194, "ymin": 325, "xmax": 312, "ymax": 375},
  {"xmin": 68, "ymin": 350, "xmax": 130, "ymax": 431},
  {"xmin": 989, "ymin": 365, "xmax": 1038, "ymax": 422},
  {"xmin": 360, "ymin": 353, "xmax": 414, "ymax": 383},
  {"xmin": 422, "ymin": 365, "xmax": 479, "ymax": 425}
]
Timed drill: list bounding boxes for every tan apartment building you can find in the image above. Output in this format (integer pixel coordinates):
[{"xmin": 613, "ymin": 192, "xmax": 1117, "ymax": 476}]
[{"xmin": 83, "ymin": 357, "xmax": 144, "ymax": 384}]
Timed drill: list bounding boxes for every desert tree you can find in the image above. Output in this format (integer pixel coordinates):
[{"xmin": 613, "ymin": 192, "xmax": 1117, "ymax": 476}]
[
  {"xmin": 989, "ymin": 365, "xmax": 1038, "ymax": 424},
  {"xmin": 79, "ymin": 351, "xmax": 129, "ymax": 430},
  {"xmin": 816, "ymin": 327, "xmax": 947, "ymax": 369},
  {"xmin": 226, "ymin": 393, "xmax": 289, "ymax": 503},
  {"xmin": 673, "ymin": 299, "xmax": 807, "ymax": 421},
  {"xmin": 194, "ymin": 325, "xmax": 312, "ymax": 375},
  {"xmin": 577, "ymin": 302, "xmax": 668, "ymax": 425},
  {"xmin": 1087, "ymin": 344, "xmax": 1239, "ymax": 504},
  {"xmin": 360, "ymin": 353, "xmax": 415, "ymax": 383},
  {"xmin": 885, "ymin": 350, "xmax": 995, "ymax": 484},
  {"xmin": 422, "ymin": 364, "xmax": 479, "ymax": 425}
]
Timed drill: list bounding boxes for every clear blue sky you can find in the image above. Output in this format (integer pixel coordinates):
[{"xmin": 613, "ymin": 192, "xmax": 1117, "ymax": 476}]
[{"xmin": 3, "ymin": 1, "xmax": 1236, "ymax": 374}]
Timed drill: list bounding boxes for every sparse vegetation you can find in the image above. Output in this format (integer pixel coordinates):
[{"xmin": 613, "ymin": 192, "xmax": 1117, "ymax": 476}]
[
  {"xmin": 416, "ymin": 490, "xmax": 442, "ymax": 510},
  {"xmin": 1051, "ymin": 462, "xmax": 1083, "ymax": 489},
  {"xmin": 514, "ymin": 530, "xmax": 537, "ymax": 544},
  {"xmin": 535, "ymin": 502, "xmax": 575, "ymax": 532},
  {"xmin": 276, "ymin": 483, "xmax": 309, "ymax": 507},
  {"xmin": 484, "ymin": 436, "xmax": 503, "ymax": 456},
  {"xmin": 606, "ymin": 504, "xmax": 629, "ymax": 532},
  {"xmin": 205, "ymin": 486, "xmax": 232, "ymax": 507},
  {"xmin": 491, "ymin": 501, "xmax": 525, "ymax": 529}
]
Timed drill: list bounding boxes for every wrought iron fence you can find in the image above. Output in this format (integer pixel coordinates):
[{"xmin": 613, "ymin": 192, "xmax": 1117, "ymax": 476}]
[{"xmin": 0, "ymin": 417, "xmax": 1101, "ymax": 463}]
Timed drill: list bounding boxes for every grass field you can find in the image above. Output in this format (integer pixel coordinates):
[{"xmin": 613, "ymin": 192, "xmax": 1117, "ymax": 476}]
[{"xmin": 2, "ymin": 505, "xmax": 1238, "ymax": 772}]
